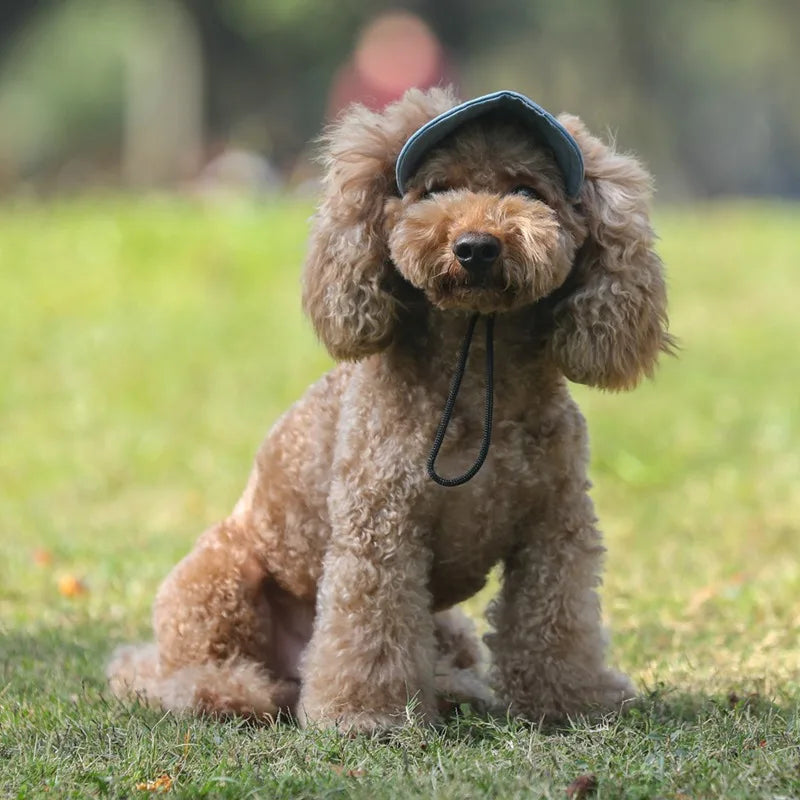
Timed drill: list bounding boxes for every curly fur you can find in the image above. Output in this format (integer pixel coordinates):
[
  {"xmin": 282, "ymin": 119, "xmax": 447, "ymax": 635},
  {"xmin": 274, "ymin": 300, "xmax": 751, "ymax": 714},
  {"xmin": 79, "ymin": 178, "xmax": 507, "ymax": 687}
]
[
  {"xmin": 302, "ymin": 88, "xmax": 457, "ymax": 360},
  {"xmin": 108, "ymin": 87, "xmax": 670, "ymax": 731},
  {"xmin": 547, "ymin": 115, "xmax": 675, "ymax": 389}
]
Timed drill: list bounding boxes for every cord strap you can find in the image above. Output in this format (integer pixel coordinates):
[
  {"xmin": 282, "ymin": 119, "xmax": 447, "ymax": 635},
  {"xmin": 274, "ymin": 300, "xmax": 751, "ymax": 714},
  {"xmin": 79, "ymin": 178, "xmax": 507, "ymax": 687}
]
[{"xmin": 427, "ymin": 313, "xmax": 495, "ymax": 487}]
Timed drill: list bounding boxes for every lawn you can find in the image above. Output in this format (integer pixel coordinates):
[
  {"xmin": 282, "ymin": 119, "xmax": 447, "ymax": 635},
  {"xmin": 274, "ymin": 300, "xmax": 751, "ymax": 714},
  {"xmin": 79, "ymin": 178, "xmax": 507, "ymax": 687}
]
[{"xmin": 1, "ymin": 197, "xmax": 798, "ymax": 798}]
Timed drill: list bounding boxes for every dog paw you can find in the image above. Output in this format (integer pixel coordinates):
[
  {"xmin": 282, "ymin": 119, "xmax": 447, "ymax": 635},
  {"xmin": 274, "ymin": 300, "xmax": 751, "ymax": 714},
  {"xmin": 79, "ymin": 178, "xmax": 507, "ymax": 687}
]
[
  {"xmin": 549, "ymin": 669, "xmax": 637, "ymax": 720},
  {"xmin": 299, "ymin": 708, "xmax": 413, "ymax": 736},
  {"xmin": 592, "ymin": 668, "xmax": 637, "ymax": 713},
  {"xmin": 334, "ymin": 710, "xmax": 409, "ymax": 737},
  {"xmin": 501, "ymin": 668, "xmax": 637, "ymax": 723},
  {"xmin": 300, "ymin": 703, "xmax": 436, "ymax": 735}
]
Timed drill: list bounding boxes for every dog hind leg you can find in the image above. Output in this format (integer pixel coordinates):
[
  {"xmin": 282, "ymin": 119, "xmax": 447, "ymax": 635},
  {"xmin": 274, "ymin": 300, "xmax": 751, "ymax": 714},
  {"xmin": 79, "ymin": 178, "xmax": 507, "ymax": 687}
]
[
  {"xmin": 106, "ymin": 642, "xmax": 297, "ymax": 719},
  {"xmin": 108, "ymin": 519, "xmax": 300, "ymax": 719}
]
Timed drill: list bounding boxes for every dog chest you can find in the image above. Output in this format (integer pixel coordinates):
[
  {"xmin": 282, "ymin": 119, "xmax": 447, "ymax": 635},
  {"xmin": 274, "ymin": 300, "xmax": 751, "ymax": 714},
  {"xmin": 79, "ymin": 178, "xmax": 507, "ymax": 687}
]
[{"xmin": 424, "ymin": 405, "xmax": 582, "ymax": 609}]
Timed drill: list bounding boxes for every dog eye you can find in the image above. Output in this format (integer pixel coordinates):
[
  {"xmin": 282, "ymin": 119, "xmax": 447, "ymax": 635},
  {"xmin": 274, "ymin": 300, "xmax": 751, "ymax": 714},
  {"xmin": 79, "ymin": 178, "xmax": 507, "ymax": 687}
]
[
  {"xmin": 421, "ymin": 184, "xmax": 446, "ymax": 199},
  {"xmin": 510, "ymin": 185, "xmax": 542, "ymax": 201}
]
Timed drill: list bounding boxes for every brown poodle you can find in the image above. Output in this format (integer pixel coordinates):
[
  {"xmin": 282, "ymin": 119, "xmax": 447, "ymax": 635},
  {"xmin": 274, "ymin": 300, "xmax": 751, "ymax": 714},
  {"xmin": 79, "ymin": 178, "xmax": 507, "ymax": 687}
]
[{"xmin": 108, "ymin": 87, "xmax": 672, "ymax": 732}]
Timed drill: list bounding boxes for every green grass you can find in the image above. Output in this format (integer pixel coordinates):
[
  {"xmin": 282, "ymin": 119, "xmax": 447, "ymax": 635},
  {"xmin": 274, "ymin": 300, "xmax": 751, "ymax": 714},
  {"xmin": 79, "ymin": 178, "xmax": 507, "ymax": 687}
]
[{"xmin": 1, "ymin": 197, "xmax": 798, "ymax": 798}]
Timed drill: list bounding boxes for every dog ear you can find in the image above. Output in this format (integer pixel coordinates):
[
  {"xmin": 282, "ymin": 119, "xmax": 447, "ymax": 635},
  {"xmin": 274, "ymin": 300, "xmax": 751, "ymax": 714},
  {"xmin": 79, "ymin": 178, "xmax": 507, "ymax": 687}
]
[
  {"xmin": 302, "ymin": 88, "xmax": 458, "ymax": 361},
  {"xmin": 545, "ymin": 115, "xmax": 674, "ymax": 390}
]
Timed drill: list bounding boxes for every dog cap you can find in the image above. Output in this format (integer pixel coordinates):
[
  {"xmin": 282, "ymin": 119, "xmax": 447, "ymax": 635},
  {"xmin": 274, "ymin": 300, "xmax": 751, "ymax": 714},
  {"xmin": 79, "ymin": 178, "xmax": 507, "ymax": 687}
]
[{"xmin": 395, "ymin": 90, "xmax": 584, "ymax": 198}]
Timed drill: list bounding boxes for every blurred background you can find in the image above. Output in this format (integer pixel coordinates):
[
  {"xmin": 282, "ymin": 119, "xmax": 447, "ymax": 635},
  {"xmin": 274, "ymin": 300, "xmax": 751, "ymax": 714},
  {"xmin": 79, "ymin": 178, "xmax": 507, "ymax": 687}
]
[{"xmin": 1, "ymin": 0, "xmax": 799, "ymax": 199}]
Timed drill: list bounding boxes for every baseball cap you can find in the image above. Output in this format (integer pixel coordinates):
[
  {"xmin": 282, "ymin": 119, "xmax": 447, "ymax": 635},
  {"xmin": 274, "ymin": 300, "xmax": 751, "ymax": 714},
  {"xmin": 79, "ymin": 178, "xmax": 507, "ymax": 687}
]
[{"xmin": 395, "ymin": 90, "xmax": 584, "ymax": 198}]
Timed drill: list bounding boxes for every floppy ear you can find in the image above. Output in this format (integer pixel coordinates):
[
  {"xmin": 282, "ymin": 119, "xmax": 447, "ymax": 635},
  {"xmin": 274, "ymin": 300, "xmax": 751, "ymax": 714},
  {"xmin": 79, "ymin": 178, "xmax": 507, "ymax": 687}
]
[
  {"xmin": 545, "ymin": 115, "xmax": 674, "ymax": 390},
  {"xmin": 302, "ymin": 88, "xmax": 458, "ymax": 361}
]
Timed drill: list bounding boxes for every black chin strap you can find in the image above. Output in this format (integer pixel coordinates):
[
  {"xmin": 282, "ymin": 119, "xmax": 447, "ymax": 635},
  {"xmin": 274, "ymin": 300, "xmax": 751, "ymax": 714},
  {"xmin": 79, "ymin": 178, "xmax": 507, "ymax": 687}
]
[{"xmin": 427, "ymin": 313, "xmax": 495, "ymax": 487}]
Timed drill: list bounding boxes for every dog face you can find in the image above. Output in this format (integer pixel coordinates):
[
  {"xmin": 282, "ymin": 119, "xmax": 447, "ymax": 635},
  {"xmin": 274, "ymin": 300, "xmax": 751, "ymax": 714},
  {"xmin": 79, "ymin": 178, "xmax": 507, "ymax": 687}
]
[{"xmin": 385, "ymin": 118, "xmax": 584, "ymax": 314}]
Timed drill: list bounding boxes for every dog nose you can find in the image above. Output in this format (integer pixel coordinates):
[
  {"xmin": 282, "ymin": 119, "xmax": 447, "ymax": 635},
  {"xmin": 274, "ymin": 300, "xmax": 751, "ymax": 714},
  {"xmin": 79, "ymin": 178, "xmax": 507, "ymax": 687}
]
[{"xmin": 453, "ymin": 233, "xmax": 501, "ymax": 274}]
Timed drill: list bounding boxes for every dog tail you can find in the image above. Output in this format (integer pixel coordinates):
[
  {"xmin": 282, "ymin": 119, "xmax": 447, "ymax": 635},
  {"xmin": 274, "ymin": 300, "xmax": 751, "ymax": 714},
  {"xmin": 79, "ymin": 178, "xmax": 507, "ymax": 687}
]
[{"xmin": 106, "ymin": 643, "xmax": 298, "ymax": 720}]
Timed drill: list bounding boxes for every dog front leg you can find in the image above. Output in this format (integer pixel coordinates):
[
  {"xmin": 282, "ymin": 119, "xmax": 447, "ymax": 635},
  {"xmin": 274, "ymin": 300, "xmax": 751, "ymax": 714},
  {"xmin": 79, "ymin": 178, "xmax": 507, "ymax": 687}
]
[
  {"xmin": 486, "ymin": 489, "xmax": 635, "ymax": 721},
  {"xmin": 298, "ymin": 495, "xmax": 436, "ymax": 733}
]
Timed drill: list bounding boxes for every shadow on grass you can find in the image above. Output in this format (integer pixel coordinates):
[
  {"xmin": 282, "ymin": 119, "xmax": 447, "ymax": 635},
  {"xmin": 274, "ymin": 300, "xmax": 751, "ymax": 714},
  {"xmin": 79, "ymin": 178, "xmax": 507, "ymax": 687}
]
[
  {"xmin": 1, "ymin": 623, "xmax": 147, "ymax": 709},
  {"xmin": 3, "ymin": 625, "xmax": 799, "ymax": 800},
  {"xmin": 3, "ymin": 623, "xmax": 797, "ymax": 740}
]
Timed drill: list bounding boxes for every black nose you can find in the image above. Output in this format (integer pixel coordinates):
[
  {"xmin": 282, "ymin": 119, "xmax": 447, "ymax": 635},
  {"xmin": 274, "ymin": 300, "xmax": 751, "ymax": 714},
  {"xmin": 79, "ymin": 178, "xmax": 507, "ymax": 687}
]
[{"xmin": 453, "ymin": 233, "xmax": 502, "ymax": 274}]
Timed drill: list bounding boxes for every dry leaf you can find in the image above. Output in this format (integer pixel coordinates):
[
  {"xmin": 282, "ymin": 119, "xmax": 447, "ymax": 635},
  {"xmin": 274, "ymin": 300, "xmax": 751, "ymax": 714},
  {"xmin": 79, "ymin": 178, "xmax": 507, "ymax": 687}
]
[
  {"xmin": 135, "ymin": 774, "xmax": 173, "ymax": 792},
  {"xmin": 687, "ymin": 573, "xmax": 746, "ymax": 613},
  {"xmin": 58, "ymin": 575, "xmax": 88, "ymax": 597},
  {"xmin": 566, "ymin": 774, "xmax": 597, "ymax": 799},
  {"xmin": 686, "ymin": 583, "xmax": 717, "ymax": 613},
  {"xmin": 33, "ymin": 548, "xmax": 54, "ymax": 566},
  {"xmin": 330, "ymin": 764, "xmax": 366, "ymax": 778}
]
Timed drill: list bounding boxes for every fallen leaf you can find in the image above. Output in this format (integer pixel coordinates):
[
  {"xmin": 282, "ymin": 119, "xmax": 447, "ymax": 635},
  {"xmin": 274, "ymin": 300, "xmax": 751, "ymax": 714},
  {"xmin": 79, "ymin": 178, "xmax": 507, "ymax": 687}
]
[
  {"xmin": 687, "ymin": 573, "xmax": 747, "ymax": 613},
  {"xmin": 135, "ymin": 774, "xmax": 173, "ymax": 792},
  {"xmin": 33, "ymin": 548, "xmax": 54, "ymax": 566},
  {"xmin": 58, "ymin": 575, "xmax": 88, "ymax": 597},
  {"xmin": 330, "ymin": 765, "xmax": 366, "ymax": 778},
  {"xmin": 566, "ymin": 774, "xmax": 597, "ymax": 799},
  {"xmin": 686, "ymin": 583, "xmax": 717, "ymax": 613}
]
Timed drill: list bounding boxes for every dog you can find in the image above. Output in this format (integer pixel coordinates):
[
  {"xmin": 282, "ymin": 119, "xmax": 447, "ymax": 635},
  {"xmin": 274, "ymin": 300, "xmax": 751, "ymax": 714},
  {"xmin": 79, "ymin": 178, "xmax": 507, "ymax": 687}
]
[{"xmin": 108, "ymin": 87, "xmax": 671, "ymax": 732}]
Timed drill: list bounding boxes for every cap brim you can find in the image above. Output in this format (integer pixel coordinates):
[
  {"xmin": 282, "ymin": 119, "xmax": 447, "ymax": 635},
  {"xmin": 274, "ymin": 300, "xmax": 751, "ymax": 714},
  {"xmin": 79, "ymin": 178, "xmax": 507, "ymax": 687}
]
[{"xmin": 395, "ymin": 90, "xmax": 584, "ymax": 198}]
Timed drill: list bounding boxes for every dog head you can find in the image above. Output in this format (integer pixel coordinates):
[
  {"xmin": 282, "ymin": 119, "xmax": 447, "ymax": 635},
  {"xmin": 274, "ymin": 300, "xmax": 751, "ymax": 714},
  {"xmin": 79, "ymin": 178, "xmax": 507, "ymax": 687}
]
[
  {"xmin": 303, "ymin": 87, "xmax": 672, "ymax": 389},
  {"xmin": 385, "ymin": 110, "xmax": 583, "ymax": 316}
]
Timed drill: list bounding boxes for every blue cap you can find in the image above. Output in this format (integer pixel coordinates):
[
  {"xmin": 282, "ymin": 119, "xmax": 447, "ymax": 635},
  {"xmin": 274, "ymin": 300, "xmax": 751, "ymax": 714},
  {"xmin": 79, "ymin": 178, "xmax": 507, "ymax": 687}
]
[{"xmin": 395, "ymin": 90, "xmax": 584, "ymax": 198}]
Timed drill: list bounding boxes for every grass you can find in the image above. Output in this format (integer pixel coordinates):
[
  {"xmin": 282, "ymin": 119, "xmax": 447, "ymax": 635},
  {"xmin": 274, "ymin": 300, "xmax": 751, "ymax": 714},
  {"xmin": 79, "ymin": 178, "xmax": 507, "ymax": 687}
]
[{"xmin": 1, "ymin": 196, "xmax": 799, "ymax": 798}]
